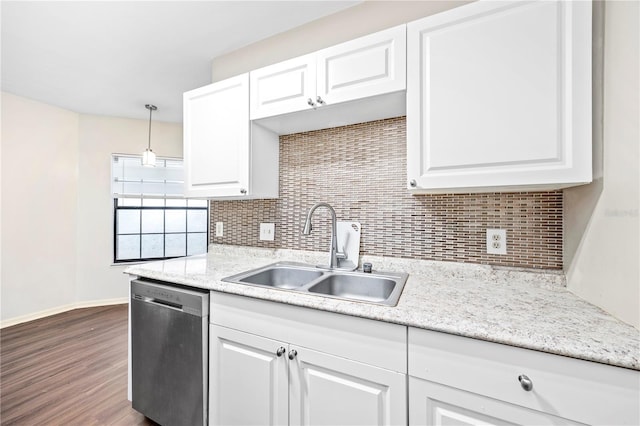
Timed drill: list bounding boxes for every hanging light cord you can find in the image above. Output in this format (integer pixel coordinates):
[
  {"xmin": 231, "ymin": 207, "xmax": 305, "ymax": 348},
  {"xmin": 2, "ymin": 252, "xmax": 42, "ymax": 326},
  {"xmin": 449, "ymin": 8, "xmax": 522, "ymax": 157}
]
[{"xmin": 145, "ymin": 104, "xmax": 157, "ymax": 151}]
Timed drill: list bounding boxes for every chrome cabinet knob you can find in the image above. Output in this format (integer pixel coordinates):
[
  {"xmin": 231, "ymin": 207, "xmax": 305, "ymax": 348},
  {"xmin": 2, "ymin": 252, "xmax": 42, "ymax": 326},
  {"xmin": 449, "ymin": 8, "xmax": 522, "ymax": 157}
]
[
  {"xmin": 276, "ymin": 347, "xmax": 286, "ymax": 357},
  {"xmin": 409, "ymin": 179, "xmax": 417, "ymax": 188},
  {"xmin": 288, "ymin": 349, "xmax": 298, "ymax": 360},
  {"xmin": 307, "ymin": 98, "xmax": 316, "ymax": 107},
  {"xmin": 240, "ymin": 188, "xmax": 247, "ymax": 194},
  {"xmin": 518, "ymin": 374, "xmax": 533, "ymax": 391},
  {"xmin": 316, "ymin": 96, "xmax": 325, "ymax": 105}
]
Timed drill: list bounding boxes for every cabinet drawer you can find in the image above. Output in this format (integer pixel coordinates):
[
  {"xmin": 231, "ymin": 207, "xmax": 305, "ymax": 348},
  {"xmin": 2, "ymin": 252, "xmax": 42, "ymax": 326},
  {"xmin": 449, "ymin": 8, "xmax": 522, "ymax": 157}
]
[
  {"xmin": 211, "ymin": 292, "xmax": 406, "ymax": 373},
  {"xmin": 408, "ymin": 327, "xmax": 640, "ymax": 425},
  {"xmin": 409, "ymin": 376, "xmax": 584, "ymax": 425}
]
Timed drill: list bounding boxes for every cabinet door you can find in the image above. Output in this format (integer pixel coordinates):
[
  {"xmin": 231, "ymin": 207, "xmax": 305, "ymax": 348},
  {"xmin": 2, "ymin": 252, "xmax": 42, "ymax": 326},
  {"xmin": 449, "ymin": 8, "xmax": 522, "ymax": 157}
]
[
  {"xmin": 209, "ymin": 325, "xmax": 288, "ymax": 426},
  {"xmin": 183, "ymin": 74, "xmax": 249, "ymax": 198},
  {"xmin": 250, "ymin": 54, "xmax": 316, "ymax": 120},
  {"xmin": 407, "ymin": 1, "xmax": 592, "ymax": 192},
  {"xmin": 316, "ymin": 25, "xmax": 406, "ymax": 106},
  {"xmin": 289, "ymin": 345, "xmax": 406, "ymax": 426},
  {"xmin": 409, "ymin": 377, "xmax": 584, "ymax": 426}
]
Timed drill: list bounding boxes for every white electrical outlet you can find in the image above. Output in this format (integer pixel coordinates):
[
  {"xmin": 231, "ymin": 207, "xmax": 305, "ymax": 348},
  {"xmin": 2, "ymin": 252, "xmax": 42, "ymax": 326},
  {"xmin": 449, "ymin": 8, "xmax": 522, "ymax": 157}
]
[
  {"xmin": 260, "ymin": 223, "xmax": 275, "ymax": 241},
  {"xmin": 215, "ymin": 222, "xmax": 224, "ymax": 237},
  {"xmin": 486, "ymin": 229, "xmax": 507, "ymax": 255}
]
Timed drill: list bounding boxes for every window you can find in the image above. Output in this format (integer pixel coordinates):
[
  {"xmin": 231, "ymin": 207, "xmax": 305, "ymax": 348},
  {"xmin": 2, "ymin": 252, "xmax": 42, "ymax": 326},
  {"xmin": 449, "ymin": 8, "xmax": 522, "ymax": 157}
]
[{"xmin": 112, "ymin": 154, "xmax": 208, "ymax": 263}]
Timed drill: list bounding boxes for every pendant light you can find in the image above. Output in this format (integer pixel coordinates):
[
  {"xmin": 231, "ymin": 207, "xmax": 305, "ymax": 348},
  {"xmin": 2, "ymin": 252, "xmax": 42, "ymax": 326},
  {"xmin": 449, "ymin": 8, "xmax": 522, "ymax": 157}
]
[{"xmin": 142, "ymin": 104, "xmax": 157, "ymax": 167}]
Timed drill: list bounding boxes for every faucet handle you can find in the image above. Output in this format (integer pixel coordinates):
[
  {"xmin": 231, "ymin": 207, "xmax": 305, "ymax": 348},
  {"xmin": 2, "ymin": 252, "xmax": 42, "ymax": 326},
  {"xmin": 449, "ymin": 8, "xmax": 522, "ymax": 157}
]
[{"xmin": 336, "ymin": 251, "xmax": 347, "ymax": 260}]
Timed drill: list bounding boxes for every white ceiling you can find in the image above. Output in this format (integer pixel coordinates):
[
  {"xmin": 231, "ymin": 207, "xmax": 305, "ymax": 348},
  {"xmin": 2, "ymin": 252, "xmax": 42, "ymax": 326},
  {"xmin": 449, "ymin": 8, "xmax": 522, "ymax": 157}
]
[{"xmin": 1, "ymin": 1, "xmax": 360, "ymax": 123}]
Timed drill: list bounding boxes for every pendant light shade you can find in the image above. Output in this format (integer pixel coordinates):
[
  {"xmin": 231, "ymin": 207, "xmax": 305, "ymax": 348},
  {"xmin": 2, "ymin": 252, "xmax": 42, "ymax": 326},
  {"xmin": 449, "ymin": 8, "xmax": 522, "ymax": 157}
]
[
  {"xmin": 142, "ymin": 104, "xmax": 157, "ymax": 167},
  {"xmin": 142, "ymin": 148, "xmax": 156, "ymax": 167}
]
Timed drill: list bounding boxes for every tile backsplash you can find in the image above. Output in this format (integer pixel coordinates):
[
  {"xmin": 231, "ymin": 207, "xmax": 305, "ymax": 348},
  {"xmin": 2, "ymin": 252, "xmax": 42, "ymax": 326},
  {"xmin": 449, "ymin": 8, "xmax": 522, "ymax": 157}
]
[{"xmin": 210, "ymin": 116, "xmax": 563, "ymax": 270}]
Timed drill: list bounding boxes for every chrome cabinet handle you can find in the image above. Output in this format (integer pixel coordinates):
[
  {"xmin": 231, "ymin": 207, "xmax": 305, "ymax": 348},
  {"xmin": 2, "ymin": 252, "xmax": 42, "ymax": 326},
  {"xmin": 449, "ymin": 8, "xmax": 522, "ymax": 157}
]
[
  {"xmin": 276, "ymin": 347, "xmax": 286, "ymax": 357},
  {"xmin": 288, "ymin": 349, "xmax": 298, "ymax": 360},
  {"xmin": 240, "ymin": 188, "xmax": 247, "ymax": 194},
  {"xmin": 518, "ymin": 374, "xmax": 533, "ymax": 391},
  {"xmin": 316, "ymin": 96, "xmax": 325, "ymax": 105},
  {"xmin": 409, "ymin": 179, "xmax": 417, "ymax": 188},
  {"xmin": 307, "ymin": 98, "xmax": 316, "ymax": 107}
]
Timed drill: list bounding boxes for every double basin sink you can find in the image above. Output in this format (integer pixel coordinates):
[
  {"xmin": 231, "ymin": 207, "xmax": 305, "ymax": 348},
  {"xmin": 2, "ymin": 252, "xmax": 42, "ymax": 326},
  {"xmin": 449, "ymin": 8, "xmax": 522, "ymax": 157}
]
[{"xmin": 222, "ymin": 262, "xmax": 408, "ymax": 307}]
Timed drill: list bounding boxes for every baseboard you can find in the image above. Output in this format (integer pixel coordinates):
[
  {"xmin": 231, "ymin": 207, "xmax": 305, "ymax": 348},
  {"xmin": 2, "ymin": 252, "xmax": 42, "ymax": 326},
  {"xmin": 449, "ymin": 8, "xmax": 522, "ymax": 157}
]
[
  {"xmin": 73, "ymin": 297, "xmax": 128, "ymax": 310},
  {"xmin": 0, "ymin": 297, "xmax": 129, "ymax": 329}
]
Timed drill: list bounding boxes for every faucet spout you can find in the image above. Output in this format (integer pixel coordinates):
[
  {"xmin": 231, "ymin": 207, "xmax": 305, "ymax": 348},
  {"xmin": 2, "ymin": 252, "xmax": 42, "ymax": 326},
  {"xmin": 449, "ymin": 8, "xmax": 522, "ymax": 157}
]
[
  {"xmin": 302, "ymin": 218, "xmax": 313, "ymax": 235},
  {"xmin": 302, "ymin": 202, "xmax": 342, "ymax": 269}
]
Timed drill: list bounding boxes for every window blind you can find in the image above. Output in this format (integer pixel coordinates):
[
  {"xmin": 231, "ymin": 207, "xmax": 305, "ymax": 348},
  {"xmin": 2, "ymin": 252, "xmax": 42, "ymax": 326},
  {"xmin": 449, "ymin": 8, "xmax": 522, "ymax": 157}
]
[{"xmin": 111, "ymin": 154, "xmax": 184, "ymax": 199}]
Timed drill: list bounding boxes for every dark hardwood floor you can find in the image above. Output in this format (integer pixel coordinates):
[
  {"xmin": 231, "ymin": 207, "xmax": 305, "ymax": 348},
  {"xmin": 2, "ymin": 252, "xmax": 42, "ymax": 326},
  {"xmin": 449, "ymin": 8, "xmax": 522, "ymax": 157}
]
[{"xmin": 1, "ymin": 304, "xmax": 155, "ymax": 425}]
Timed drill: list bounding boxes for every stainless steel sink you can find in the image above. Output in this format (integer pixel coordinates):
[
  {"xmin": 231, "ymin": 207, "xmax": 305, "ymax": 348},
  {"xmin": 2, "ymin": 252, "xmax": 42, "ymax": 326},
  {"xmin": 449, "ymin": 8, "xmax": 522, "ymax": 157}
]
[
  {"xmin": 238, "ymin": 265, "xmax": 323, "ymax": 289},
  {"xmin": 222, "ymin": 262, "xmax": 408, "ymax": 306},
  {"xmin": 307, "ymin": 273, "xmax": 398, "ymax": 303}
]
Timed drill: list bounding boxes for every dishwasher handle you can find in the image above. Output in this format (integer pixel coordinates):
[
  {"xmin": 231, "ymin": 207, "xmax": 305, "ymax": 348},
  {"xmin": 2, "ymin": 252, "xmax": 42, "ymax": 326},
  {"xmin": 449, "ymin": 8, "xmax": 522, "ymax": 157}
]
[{"xmin": 136, "ymin": 295, "xmax": 184, "ymax": 312}]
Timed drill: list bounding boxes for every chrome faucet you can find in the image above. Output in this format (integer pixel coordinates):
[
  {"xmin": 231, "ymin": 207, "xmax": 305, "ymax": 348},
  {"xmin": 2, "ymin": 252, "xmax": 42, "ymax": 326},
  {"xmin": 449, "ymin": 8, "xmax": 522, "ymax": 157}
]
[{"xmin": 302, "ymin": 202, "xmax": 346, "ymax": 269}]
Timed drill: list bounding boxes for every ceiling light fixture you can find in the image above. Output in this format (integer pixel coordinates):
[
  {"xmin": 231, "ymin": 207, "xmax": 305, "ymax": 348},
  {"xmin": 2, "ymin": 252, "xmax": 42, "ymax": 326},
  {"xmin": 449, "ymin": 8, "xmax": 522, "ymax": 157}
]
[{"xmin": 142, "ymin": 104, "xmax": 158, "ymax": 167}]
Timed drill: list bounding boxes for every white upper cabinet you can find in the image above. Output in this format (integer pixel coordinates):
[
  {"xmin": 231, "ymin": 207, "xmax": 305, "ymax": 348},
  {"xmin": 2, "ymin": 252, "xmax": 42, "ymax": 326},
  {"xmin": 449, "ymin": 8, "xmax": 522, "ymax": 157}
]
[
  {"xmin": 407, "ymin": 1, "xmax": 593, "ymax": 193},
  {"xmin": 184, "ymin": 73, "xmax": 278, "ymax": 199},
  {"xmin": 316, "ymin": 24, "xmax": 406, "ymax": 106},
  {"xmin": 184, "ymin": 75, "xmax": 248, "ymax": 198},
  {"xmin": 250, "ymin": 25, "xmax": 406, "ymax": 134},
  {"xmin": 250, "ymin": 54, "xmax": 316, "ymax": 120}
]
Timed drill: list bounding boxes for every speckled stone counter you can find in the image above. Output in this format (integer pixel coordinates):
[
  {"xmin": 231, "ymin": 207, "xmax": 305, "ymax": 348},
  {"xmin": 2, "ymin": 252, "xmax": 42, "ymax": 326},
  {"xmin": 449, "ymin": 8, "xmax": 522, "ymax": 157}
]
[{"xmin": 125, "ymin": 245, "xmax": 640, "ymax": 370}]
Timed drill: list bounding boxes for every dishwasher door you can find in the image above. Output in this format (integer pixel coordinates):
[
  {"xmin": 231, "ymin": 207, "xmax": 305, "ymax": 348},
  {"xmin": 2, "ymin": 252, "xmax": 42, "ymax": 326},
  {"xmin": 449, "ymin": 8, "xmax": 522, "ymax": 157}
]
[{"xmin": 131, "ymin": 279, "xmax": 209, "ymax": 426}]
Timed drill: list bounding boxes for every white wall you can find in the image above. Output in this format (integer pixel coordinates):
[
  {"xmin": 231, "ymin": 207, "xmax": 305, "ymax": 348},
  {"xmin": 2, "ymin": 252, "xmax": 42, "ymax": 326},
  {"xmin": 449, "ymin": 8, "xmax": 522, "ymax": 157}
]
[
  {"xmin": 0, "ymin": 93, "xmax": 183, "ymax": 325},
  {"xmin": 565, "ymin": 1, "xmax": 639, "ymax": 328},
  {"xmin": 211, "ymin": 0, "xmax": 469, "ymax": 82},
  {"xmin": 1, "ymin": 93, "xmax": 79, "ymax": 321},
  {"xmin": 75, "ymin": 115, "xmax": 182, "ymax": 303}
]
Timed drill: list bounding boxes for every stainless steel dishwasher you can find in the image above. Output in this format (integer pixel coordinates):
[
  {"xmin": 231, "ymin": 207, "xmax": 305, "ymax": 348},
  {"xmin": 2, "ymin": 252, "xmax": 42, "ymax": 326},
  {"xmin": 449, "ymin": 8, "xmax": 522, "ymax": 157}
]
[{"xmin": 131, "ymin": 279, "xmax": 209, "ymax": 426}]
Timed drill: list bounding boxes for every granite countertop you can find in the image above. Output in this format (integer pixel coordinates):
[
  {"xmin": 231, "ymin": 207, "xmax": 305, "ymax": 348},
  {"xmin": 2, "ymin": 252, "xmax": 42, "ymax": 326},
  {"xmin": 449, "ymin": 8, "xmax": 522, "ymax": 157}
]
[{"xmin": 125, "ymin": 245, "xmax": 640, "ymax": 371}]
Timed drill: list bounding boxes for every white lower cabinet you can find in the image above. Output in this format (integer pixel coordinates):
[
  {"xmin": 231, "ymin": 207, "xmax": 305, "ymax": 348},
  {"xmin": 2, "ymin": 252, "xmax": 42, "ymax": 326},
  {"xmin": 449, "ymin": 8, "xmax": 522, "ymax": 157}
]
[
  {"xmin": 209, "ymin": 292, "xmax": 407, "ymax": 426},
  {"xmin": 408, "ymin": 328, "xmax": 640, "ymax": 426},
  {"xmin": 289, "ymin": 343, "xmax": 405, "ymax": 425},
  {"xmin": 209, "ymin": 325, "xmax": 288, "ymax": 425},
  {"xmin": 208, "ymin": 293, "xmax": 639, "ymax": 426}
]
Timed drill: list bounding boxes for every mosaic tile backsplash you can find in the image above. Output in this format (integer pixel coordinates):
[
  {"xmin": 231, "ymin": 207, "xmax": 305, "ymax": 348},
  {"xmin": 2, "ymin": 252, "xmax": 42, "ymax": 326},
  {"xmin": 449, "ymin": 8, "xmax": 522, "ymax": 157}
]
[{"xmin": 210, "ymin": 116, "xmax": 563, "ymax": 270}]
